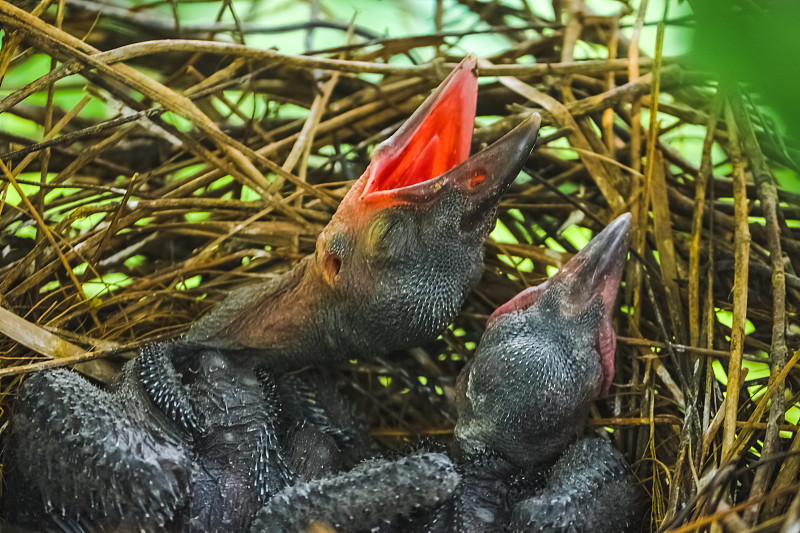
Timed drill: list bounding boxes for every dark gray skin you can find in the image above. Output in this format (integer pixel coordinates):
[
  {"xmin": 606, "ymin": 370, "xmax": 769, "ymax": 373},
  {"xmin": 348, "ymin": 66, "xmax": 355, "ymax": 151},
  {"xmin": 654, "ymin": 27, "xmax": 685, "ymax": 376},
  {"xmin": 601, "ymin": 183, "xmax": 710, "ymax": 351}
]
[
  {"xmin": 3, "ymin": 348, "xmax": 193, "ymax": 533},
  {"xmin": 252, "ymin": 453, "xmax": 461, "ymax": 532},
  {"xmin": 2, "ymin": 57, "xmax": 541, "ymax": 533}
]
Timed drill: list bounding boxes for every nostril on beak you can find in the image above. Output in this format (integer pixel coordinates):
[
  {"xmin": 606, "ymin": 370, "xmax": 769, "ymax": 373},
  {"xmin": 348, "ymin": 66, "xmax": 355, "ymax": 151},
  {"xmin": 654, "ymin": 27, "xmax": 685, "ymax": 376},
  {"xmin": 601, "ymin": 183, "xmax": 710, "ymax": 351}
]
[{"xmin": 468, "ymin": 172, "xmax": 486, "ymax": 190}]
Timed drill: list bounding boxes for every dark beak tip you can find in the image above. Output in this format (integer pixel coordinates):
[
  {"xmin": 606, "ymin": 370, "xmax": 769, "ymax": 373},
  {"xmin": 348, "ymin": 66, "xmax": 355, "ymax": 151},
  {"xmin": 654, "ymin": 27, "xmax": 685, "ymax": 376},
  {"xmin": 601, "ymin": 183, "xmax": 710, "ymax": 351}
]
[
  {"xmin": 522, "ymin": 112, "xmax": 542, "ymax": 135},
  {"xmin": 511, "ymin": 112, "xmax": 542, "ymax": 155},
  {"xmin": 586, "ymin": 213, "xmax": 632, "ymax": 254},
  {"xmin": 606, "ymin": 213, "xmax": 633, "ymax": 258},
  {"xmin": 558, "ymin": 213, "xmax": 632, "ymax": 291},
  {"xmin": 609, "ymin": 212, "xmax": 632, "ymax": 236},
  {"xmin": 487, "ymin": 111, "xmax": 542, "ymax": 176}
]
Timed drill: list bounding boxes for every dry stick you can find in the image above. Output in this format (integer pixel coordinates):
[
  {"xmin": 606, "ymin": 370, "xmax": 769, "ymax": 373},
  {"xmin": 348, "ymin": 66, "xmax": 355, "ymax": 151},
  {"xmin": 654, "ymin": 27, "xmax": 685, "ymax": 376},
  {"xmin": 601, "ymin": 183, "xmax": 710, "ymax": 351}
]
[
  {"xmin": 557, "ymin": 3, "xmax": 626, "ymax": 200},
  {"xmin": 158, "ymin": 81, "xmax": 423, "ymax": 206},
  {"xmin": 3, "ymin": 63, "xmax": 262, "ymax": 162},
  {"xmin": 0, "ymin": 126, "xmax": 135, "ymax": 297},
  {"xmin": 0, "ymin": 36, "xmax": 659, "ymax": 115},
  {"xmin": 780, "ymin": 491, "xmax": 800, "ymax": 533},
  {"xmin": 689, "ymin": 97, "xmax": 723, "ymax": 348},
  {"xmin": 730, "ymin": 91, "xmax": 790, "ymax": 523},
  {"xmin": 626, "ymin": 0, "xmax": 649, "ymax": 352},
  {"xmin": 646, "ymin": 23, "xmax": 690, "ymax": 520},
  {"xmin": 716, "ymin": 500, "xmax": 750, "ymax": 533},
  {"xmin": 0, "ymin": 177, "xmax": 133, "ymax": 196},
  {"xmin": 767, "ymin": 427, "xmax": 800, "ymax": 523},
  {"xmin": 0, "ymin": 159, "xmax": 100, "ymax": 323},
  {"xmin": 628, "ymin": 0, "xmax": 648, "ymax": 176},
  {"xmin": 284, "ymin": 69, "xmax": 342, "ymax": 257},
  {"xmin": 0, "ymin": 108, "xmax": 165, "ymax": 162},
  {"xmin": 3, "ymin": 180, "xmax": 148, "ymax": 299},
  {"xmin": 184, "ymin": 57, "xmax": 247, "ymax": 98},
  {"xmin": 179, "ymin": 205, "xmax": 288, "ymax": 276},
  {"xmin": 0, "ymin": 0, "xmax": 53, "ymax": 84},
  {"xmin": 183, "ymin": 61, "xmax": 274, "ymax": 145},
  {"xmin": 721, "ymin": 98, "xmax": 751, "ymax": 459},
  {"xmin": 617, "ymin": 336, "xmax": 775, "ymax": 363},
  {"xmin": 0, "ymin": 305, "xmax": 115, "ymax": 382},
  {"xmin": 651, "ymin": 354, "xmax": 685, "ymax": 408},
  {"xmin": 257, "ymin": 92, "xmax": 422, "ymax": 158},
  {"xmin": 701, "ymin": 136, "xmax": 721, "ymax": 533},
  {"xmin": 661, "ymin": 463, "xmax": 739, "ymax": 533},
  {"xmin": 643, "ymin": 272, "xmax": 687, "ymax": 522},
  {"xmin": 635, "ymin": 20, "xmax": 664, "ymax": 524},
  {"xmin": 567, "ymin": 65, "xmax": 664, "ymax": 115},
  {"xmin": 665, "ymin": 449, "xmax": 800, "ymax": 533},
  {"xmin": 0, "ymin": 57, "xmax": 83, "ymax": 114},
  {"xmin": 727, "ymin": 349, "xmax": 800, "ymax": 464},
  {"xmin": 670, "ymin": 486, "xmax": 800, "ymax": 533},
  {"xmin": 38, "ymin": 0, "xmax": 64, "ymax": 254},
  {"xmin": 561, "ymin": 0, "xmax": 584, "ymax": 63},
  {"xmin": 646, "ymin": 26, "xmax": 685, "ymax": 343},
  {"xmin": 89, "ymin": 173, "xmax": 138, "ymax": 267},
  {"xmin": 8, "ymin": 95, "xmax": 91, "ymax": 177},
  {"xmin": 650, "ymin": 150, "xmax": 685, "ymax": 343},
  {"xmin": 689, "ymin": 96, "xmax": 723, "ymax": 503},
  {"xmin": 701, "ymin": 369, "xmax": 749, "ymax": 464},
  {"xmin": 602, "ymin": 14, "xmax": 620, "ymax": 152},
  {"xmin": 0, "ymin": 348, "xmax": 117, "ymax": 378},
  {"xmin": 712, "ymin": 328, "xmax": 787, "ymax": 513},
  {"xmin": 281, "ymin": 73, "xmax": 340, "ymax": 175},
  {"xmin": 0, "ymin": 2, "xmax": 297, "ymax": 212}
]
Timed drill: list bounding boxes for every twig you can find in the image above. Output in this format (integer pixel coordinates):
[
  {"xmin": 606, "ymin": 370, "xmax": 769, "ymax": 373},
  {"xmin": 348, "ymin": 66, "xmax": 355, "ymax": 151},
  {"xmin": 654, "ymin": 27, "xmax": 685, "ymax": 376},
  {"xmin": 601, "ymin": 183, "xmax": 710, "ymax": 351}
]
[
  {"xmin": 720, "ymin": 95, "xmax": 751, "ymax": 459},
  {"xmin": 0, "ymin": 108, "xmax": 165, "ymax": 162},
  {"xmin": 730, "ymin": 88, "xmax": 790, "ymax": 523}
]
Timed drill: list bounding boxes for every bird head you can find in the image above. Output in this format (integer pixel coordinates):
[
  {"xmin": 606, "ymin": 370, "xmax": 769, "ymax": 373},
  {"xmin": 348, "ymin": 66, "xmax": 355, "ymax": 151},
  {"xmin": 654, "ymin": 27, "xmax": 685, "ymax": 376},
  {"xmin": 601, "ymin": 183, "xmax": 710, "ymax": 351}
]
[
  {"xmin": 454, "ymin": 213, "xmax": 631, "ymax": 468},
  {"xmin": 311, "ymin": 57, "xmax": 541, "ymax": 357}
]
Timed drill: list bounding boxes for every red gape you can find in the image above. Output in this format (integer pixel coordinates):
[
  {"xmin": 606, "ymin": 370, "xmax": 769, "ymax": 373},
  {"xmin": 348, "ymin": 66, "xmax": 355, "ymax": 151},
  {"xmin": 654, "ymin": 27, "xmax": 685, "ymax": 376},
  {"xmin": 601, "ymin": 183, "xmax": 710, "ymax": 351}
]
[{"xmin": 362, "ymin": 57, "xmax": 477, "ymax": 197}]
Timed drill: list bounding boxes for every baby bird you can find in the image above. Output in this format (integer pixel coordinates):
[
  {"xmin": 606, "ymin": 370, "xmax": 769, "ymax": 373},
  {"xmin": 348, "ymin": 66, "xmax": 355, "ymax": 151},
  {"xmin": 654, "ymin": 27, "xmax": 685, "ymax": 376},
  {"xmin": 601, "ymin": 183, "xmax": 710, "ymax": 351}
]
[{"xmin": 440, "ymin": 213, "xmax": 639, "ymax": 532}]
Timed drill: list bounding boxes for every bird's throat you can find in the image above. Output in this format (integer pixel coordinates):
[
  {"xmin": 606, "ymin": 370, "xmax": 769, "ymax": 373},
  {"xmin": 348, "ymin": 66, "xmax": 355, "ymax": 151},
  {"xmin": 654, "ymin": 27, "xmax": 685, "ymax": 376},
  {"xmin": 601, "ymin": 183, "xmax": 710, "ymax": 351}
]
[{"xmin": 189, "ymin": 257, "xmax": 332, "ymax": 365}]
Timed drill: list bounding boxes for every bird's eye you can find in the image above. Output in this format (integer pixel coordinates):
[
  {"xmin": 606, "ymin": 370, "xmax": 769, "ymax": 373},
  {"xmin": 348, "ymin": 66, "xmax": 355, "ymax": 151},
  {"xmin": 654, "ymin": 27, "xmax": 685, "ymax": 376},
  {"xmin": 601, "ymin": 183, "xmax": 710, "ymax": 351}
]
[{"xmin": 366, "ymin": 215, "xmax": 397, "ymax": 257}]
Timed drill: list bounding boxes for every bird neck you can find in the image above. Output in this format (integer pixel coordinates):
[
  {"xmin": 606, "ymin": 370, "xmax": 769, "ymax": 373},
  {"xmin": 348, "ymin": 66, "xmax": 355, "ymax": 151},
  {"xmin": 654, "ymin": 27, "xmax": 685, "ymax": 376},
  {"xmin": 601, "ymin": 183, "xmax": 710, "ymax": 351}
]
[{"xmin": 187, "ymin": 256, "xmax": 335, "ymax": 367}]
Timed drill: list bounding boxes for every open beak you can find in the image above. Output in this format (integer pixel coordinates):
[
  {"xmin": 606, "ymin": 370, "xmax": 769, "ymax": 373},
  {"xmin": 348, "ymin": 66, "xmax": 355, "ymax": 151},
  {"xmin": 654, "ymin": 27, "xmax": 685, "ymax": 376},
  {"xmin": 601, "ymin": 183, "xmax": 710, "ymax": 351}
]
[
  {"xmin": 359, "ymin": 56, "xmax": 540, "ymax": 220},
  {"xmin": 361, "ymin": 55, "xmax": 478, "ymax": 203}
]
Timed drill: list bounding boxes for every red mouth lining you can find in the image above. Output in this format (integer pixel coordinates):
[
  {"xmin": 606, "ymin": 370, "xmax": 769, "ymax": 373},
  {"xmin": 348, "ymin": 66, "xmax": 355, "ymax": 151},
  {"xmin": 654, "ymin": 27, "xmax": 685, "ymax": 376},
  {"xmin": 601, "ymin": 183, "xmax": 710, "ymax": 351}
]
[{"xmin": 361, "ymin": 58, "xmax": 478, "ymax": 199}]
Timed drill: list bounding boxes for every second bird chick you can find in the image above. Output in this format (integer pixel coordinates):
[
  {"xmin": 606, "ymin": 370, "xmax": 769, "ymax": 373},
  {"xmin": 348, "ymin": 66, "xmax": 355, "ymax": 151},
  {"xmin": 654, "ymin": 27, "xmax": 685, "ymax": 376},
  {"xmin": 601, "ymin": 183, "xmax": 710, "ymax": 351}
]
[{"xmin": 428, "ymin": 213, "xmax": 640, "ymax": 533}]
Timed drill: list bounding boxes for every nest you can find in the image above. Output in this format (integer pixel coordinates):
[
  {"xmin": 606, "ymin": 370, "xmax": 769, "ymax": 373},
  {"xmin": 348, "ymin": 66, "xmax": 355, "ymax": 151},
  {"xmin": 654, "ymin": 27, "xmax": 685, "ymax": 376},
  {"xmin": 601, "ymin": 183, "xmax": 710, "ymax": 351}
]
[{"xmin": 1, "ymin": 1, "xmax": 799, "ymax": 530}]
